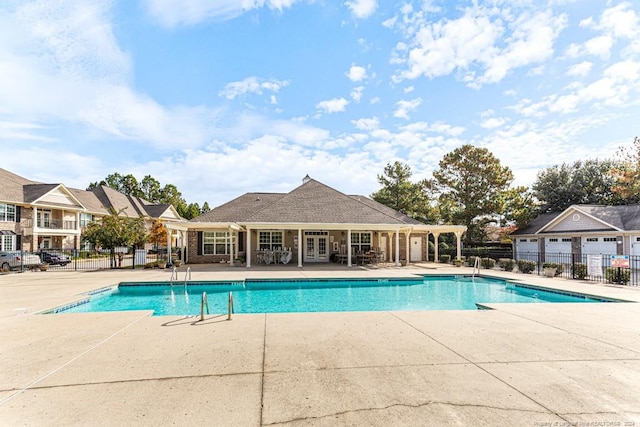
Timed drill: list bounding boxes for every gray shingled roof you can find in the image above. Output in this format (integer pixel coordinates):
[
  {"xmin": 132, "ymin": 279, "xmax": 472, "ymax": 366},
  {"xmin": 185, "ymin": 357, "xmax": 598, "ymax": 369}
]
[
  {"xmin": 191, "ymin": 193, "xmax": 285, "ymax": 223},
  {"xmin": 191, "ymin": 179, "xmax": 424, "ymax": 226},
  {"xmin": 68, "ymin": 188, "xmax": 110, "ymax": 215},
  {"xmin": 23, "ymin": 184, "xmax": 61, "ymax": 203},
  {"xmin": 513, "ymin": 204, "xmax": 640, "ymax": 235},
  {"xmin": 350, "ymin": 195, "xmax": 423, "ymax": 225},
  {"xmin": 0, "ymin": 168, "xmax": 37, "ymax": 203}
]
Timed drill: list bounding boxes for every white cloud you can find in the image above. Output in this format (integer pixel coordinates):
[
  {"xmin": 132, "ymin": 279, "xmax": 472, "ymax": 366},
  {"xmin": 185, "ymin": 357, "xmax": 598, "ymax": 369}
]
[
  {"xmin": 566, "ymin": 61, "xmax": 593, "ymax": 77},
  {"xmin": 316, "ymin": 98, "xmax": 349, "ymax": 114},
  {"xmin": 142, "ymin": 0, "xmax": 302, "ymax": 27},
  {"xmin": 0, "ymin": 0, "xmax": 218, "ymax": 150},
  {"xmin": 391, "ymin": 5, "xmax": 567, "ymax": 87},
  {"xmin": 219, "ymin": 77, "xmax": 290, "ymax": 100},
  {"xmin": 344, "ymin": 0, "xmax": 377, "ymax": 19},
  {"xmin": 350, "ymin": 86, "xmax": 364, "ymax": 102},
  {"xmin": 511, "ymin": 60, "xmax": 640, "ymax": 117},
  {"xmin": 352, "ymin": 117, "xmax": 379, "ymax": 131},
  {"xmin": 583, "ymin": 35, "xmax": 614, "ymax": 59},
  {"xmin": 346, "ymin": 64, "xmax": 367, "ymax": 82},
  {"xmin": 480, "ymin": 117, "xmax": 507, "ymax": 129},
  {"xmin": 393, "ymin": 98, "xmax": 422, "ymax": 120},
  {"xmin": 584, "ymin": 2, "xmax": 639, "ymax": 39}
]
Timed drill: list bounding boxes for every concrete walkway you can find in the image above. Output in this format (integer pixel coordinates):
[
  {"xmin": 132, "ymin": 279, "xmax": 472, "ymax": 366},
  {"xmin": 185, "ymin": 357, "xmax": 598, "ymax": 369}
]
[{"xmin": 0, "ymin": 264, "xmax": 639, "ymax": 425}]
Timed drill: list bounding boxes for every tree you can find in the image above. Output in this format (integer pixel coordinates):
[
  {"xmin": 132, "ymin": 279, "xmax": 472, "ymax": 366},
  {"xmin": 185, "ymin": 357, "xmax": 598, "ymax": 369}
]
[
  {"xmin": 140, "ymin": 175, "xmax": 162, "ymax": 202},
  {"xmin": 371, "ymin": 161, "xmax": 436, "ymax": 222},
  {"xmin": 82, "ymin": 208, "xmax": 147, "ymax": 268},
  {"xmin": 500, "ymin": 186, "xmax": 537, "ymax": 229},
  {"xmin": 430, "ymin": 145, "xmax": 514, "ymax": 244},
  {"xmin": 146, "ymin": 219, "xmax": 168, "ymax": 252},
  {"xmin": 183, "ymin": 203, "xmax": 201, "ymax": 220},
  {"xmin": 611, "ymin": 136, "xmax": 640, "ymax": 203},
  {"xmin": 87, "ymin": 173, "xmax": 191, "ymax": 216},
  {"xmin": 201, "ymin": 202, "xmax": 211, "ymax": 213},
  {"xmin": 533, "ymin": 159, "xmax": 625, "ymax": 213}
]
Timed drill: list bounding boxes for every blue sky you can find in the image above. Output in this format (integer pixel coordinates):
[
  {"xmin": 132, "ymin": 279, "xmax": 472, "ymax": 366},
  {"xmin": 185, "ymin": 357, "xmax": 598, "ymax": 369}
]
[{"xmin": 1, "ymin": 0, "xmax": 639, "ymax": 208}]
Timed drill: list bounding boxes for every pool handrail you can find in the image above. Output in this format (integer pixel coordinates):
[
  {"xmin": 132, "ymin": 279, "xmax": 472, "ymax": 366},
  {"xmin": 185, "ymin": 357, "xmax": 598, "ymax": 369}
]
[
  {"xmin": 184, "ymin": 267, "xmax": 191, "ymax": 284},
  {"xmin": 169, "ymin": 267, "xmax": 178, "ymax": 282},
  {"xmin": 200, "ymin": 292, "xmax": 209, "ymax": 321},
  {"xmin": 472, "ymin": 257, "xmax": 480, "ymax": 278},
  {"xmin": 228, "ymin": 291, "xmax": 234, "ymax": 320}
]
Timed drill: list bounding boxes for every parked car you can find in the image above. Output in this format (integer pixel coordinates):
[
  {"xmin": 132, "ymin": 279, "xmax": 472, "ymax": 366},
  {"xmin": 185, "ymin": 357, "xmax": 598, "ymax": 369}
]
[
  {"xmin": 0, "ymin": 251, "xmax": 43, "ymax": 270},
  {"xmin": 39, "ymin": 251, "xmax": 71, "ymax": 266}
]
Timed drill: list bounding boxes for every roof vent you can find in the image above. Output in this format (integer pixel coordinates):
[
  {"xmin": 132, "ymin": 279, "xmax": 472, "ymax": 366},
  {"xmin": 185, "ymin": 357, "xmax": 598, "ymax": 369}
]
[{"xmin": 302, "ymin": 174, "xmax": 311, "ymax": 184}]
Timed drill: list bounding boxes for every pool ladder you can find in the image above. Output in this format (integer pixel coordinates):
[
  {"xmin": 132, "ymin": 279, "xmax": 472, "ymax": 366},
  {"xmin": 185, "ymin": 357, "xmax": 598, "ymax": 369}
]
[
  {"xmin": 199, "ymin": 291, "xmax": 234, "ymax": 321},
  {"xmin": 169, "ymin": 266, "xmax": 191, "ymax": 285},
  {"xmin": 472, "ymin": 257, "xmax": 480, "ymax": 278}
]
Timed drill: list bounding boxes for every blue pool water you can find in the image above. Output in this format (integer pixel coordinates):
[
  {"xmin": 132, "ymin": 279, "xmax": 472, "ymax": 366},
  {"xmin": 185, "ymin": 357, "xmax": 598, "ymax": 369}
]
[{"xmin": 57, "ymin": 276, "xmax": 610, "ymax": 316}]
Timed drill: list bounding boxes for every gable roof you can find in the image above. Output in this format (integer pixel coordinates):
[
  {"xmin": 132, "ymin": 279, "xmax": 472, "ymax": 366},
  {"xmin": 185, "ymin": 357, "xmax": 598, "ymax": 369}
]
[
  {"xmin": 513, "ymin": 204, "xmax": 640, "ymax": 235},
  {"xmin": 0, "ymin": 168, "xmax": 184, "ymax": 222},
  {"xmin": 191, "ymin": 178, "xmax": 425, "ymax": 227}
]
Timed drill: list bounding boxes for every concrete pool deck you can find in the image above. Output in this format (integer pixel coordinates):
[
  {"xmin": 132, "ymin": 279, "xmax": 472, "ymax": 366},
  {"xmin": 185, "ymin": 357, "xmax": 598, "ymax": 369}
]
[{"xmin": 1, "ymin": 263, "xmax": 639, "ymax": 425}]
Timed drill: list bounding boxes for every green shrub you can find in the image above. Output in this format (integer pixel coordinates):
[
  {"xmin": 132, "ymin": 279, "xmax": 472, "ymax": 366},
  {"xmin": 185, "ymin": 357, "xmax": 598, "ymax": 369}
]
[
  {"xmin": 605, "ymin": 267, "xmax": 630, "ymax": 285},
  {"xmin": 542, "ymin": 262, "xmax": 564, "ymax": 276},
  {"xmin": 467, "ymin": 256, "xmax": 479, "ymax": 267},
  {"xmin": 517, "ymin": 260, "xmax": 536, "ymax": 274},
  {"xmin": 572, "ymin": 263, "xmax": 587, "ymax": 279},
  {"xmin": 480, "ymin": 257, "xmax": 495, "ymax": 269},
  {"xmin": 498, "ymin": 258, "xmax": 516, "ymax": 271},
  {"xmin": 439, "ymin": 254, "xmax": 451, "ymax": 263}
]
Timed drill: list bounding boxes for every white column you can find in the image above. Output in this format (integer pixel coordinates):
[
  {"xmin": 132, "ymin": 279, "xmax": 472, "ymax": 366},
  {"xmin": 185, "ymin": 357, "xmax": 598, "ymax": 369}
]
[
  {"xmin": 246, "ymin": 228, "xmax": 252, "ymax": 268},
  {"xmin": 433, "ymin": 232, "xmax": 440, "ymax": 263},
  {"xmin": 395, "ymin": 230, "xmax": 400, "ymax": 267},
  {"xmin": 297, "ymin": 229, "xmax": 303, "ymax": 268},
  {"xmin": 229, "ymin": 228, "xmax": 234, "ymax": 266},
  {"xmin": 33, "ymin": 207, "xmax": 38, "ymax": 251},
  {"xmin": 455, "ymin": 231, "xmax": 463, "ymax": 260},
  {"xmin": 166, "ymin": 227, "xmax": 172, "ymax": 264},
  {"xmin": 347, "ymin": 229, "xmax": 352, "ymax": 267},
  {"xmin": 405, "ymin": 233, "xmax": 410, "ymax": 264}
]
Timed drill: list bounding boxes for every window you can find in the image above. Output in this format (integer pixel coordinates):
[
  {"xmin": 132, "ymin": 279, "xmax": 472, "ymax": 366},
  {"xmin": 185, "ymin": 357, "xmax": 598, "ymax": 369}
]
[
  {"xmin": 548, "ymin": 238, "xmax": 558, "ymax": 242},
  {"xmin": 258, "ymin": 231, "xmax": 282, "ymax": 250},
  {"xmin": 519, "ymin": 239, "xmax": 527, "ymax": 242},
  {"xmin": 0, "ymin": 203, "xmax": 16, "ymax": 222},
  {"xmin": 562, "ymin": 238, "xmax": 572, "ymax": 242},
  {"xmin": 530, "ymin": 239, "xmax": 538, "ymax": 242},
  {"xmin": 1, "ymin": 234, "xmax": 15, "ymax": 251},
  {"xmin": 586, "ymin": 237, "xmax": 598, "ymax": 242},
  {"xmin": 603, "ymin": 237, "xmax": 617, "ymax": 242},
  {"xmin": 203, "ymin": 232, "xmax": 236, "ymax": 255},
  {"xmin": 351, "ymin": 232, "xmax": 372, "ymax": 252},
  {"xmin": 79, "ymin": 213, "xmax": 93, "ymax": 227}
]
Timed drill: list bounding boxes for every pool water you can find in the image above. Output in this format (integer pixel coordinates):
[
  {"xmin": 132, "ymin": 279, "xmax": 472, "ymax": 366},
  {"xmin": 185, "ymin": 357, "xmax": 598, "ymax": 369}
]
[{"xmin": 58, "ymin": 276, "xmax": 610, "ymax": 316}]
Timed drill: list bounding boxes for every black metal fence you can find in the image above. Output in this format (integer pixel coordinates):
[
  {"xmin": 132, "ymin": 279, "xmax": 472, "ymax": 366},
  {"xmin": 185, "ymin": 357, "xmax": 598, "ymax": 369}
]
[
  {"xmin": 438, "ymin": 248, "xmax": 639, "ymax": 286},
  {"xmin": 1, "ymin": 248, "xmax": 181, "ymax": 272}
]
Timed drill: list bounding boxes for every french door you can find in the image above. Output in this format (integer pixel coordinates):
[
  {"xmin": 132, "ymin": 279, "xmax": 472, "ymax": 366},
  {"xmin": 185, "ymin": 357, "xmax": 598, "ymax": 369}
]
[{"xmin": 304, "ymin": 231, "xmax": 329, "ymax": 262}]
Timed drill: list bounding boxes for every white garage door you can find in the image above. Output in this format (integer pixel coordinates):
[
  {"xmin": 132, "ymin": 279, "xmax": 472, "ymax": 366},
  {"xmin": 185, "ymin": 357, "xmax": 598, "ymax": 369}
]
[
  {"xmin": 516, "ymin": 238, "xmax": 538, "ymax": 261},
  {"xmin": 544, "ymin": 238, "xmax": 571, "ymax": 263},
  {"xmin": 631, "ymin": 236, "xmax": 640, "ymax": 256},
  {"xmin": 582, "ymin": 237, "xmax": 617, "ymax": 256}
]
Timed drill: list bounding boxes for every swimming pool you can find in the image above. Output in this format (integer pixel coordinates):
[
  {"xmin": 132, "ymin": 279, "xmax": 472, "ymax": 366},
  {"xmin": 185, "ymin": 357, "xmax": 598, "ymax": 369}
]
[{"xmin": 55, "ymin": 275, "xmax": 613, "ymax": 316}]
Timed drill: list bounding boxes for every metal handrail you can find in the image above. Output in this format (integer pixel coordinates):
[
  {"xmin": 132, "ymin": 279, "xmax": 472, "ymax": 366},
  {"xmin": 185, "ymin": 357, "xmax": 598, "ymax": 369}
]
[
  {"xmin": 184, "ymin": 267, "xmax": 191, "ymax": 284},
  {"xmin": 200, "ymin": 292, "xmax": 209, "ymax": 321},
  {"xmin": 472, "ymin": 257, "xmax": 480, "ymax": 278},
  {"xmin": 228, "ymin": 292, "xmax": 234, "ymax": 320},
  {"xmin": 169, "ymin": 267, "xmax": 178, "ymax": 282}
]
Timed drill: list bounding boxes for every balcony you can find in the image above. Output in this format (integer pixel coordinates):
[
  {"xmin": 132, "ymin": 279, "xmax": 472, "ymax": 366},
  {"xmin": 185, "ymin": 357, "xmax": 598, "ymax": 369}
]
[{"xmin": 22, "ymin": 219, "xmax": 79, "ymax": 235}]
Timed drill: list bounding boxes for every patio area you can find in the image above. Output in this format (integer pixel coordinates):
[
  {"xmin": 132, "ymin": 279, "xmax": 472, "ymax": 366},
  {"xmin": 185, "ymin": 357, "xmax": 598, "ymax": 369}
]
[{"xmin": 1, "ymin": 263, "xmax": 639, "ymax": 425}]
